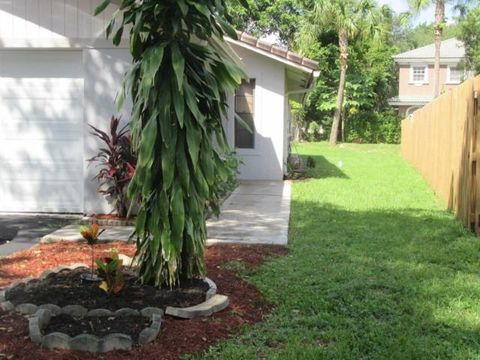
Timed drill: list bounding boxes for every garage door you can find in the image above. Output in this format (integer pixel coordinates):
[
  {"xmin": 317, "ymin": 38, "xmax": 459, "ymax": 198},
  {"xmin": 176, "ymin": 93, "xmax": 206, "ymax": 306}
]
[{"xmin": 0, "ymin": 51, "xmax": 84, "ymax": 213}]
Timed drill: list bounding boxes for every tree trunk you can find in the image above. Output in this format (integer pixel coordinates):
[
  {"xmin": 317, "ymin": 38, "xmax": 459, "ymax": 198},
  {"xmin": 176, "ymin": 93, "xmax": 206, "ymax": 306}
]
[
  {"xmin": 329, "ymin": 29, "xmax": 348, "ymax": 146},
  {"xmin": 433, "ymin": 0, "xmax": 445, "ymax": 97}
]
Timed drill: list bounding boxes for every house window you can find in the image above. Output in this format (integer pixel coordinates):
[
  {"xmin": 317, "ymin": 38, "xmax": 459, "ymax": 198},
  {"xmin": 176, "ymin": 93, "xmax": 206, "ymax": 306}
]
[
  {"xmin": 234, "ymin": 79, "xmax": 255, "ymax": 149},
  {"xmin": 410, "ymin": 65, "xmax": 428, "ymax": 84},
  {"xmin": 447, "ymin": 66, "xmax": 463, "ymax": 84}
]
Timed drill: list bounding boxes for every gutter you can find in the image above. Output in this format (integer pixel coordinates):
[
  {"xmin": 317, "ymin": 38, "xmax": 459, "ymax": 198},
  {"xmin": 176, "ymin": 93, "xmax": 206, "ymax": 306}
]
[{"xmin": 286, "ymin": 70, "xmax": 320, "ymax": 102}]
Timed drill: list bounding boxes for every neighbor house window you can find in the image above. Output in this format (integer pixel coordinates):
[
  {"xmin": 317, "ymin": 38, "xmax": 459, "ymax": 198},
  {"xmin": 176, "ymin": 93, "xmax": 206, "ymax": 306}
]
[
  {"xmin": 410, "ymin": 65, "xmax": 428, "ymax": 84},
  {"xmin": 234, "ymin": 78, "xmax": 255, "ymax": 149},
  {"xmin": 447, "ymin": 66, "xmax": 463, "ymax": 84}
]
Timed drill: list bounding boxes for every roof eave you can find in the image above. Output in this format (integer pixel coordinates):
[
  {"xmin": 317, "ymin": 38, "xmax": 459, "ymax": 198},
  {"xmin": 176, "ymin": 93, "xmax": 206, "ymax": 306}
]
[{"xmin": 225, "ymin": 37, "xmax": 317, "ymax": 74}]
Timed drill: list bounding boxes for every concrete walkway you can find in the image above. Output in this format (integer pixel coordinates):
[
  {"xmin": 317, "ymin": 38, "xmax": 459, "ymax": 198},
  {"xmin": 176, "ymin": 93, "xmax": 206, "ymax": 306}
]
[
  {"xmin": 38, "ymin": 181, "xmax": 291, "ymax": 247},
  {"xmin": 207, "ymin": 181, "xmax": 291, "ymax": 245}
]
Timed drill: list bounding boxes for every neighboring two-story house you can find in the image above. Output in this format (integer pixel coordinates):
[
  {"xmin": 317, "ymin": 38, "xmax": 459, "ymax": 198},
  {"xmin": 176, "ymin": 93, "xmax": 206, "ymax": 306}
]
[{"xmin": 389, "ymin": 38, "xmax": 469, "ymax": 117}]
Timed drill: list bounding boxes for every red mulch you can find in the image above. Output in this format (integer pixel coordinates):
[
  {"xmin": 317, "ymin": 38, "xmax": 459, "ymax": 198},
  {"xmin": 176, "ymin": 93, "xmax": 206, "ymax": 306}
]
[{"xmin": 0, "ymin": 242, "xmax": 287, "ymax": 359}]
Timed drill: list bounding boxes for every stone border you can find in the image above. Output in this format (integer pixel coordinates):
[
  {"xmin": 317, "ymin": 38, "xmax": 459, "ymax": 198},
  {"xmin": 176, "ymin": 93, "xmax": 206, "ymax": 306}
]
[
  {"xmin": 165, "ymin": 294, "xmax": 229, "ymax": 319},
  {"xmin": 29, "ymin": 308, "xmax": 163, "ymax": 352},
  {"xmin": 1, "ymin": 265, "xmax": 224, "ymax": 321}
]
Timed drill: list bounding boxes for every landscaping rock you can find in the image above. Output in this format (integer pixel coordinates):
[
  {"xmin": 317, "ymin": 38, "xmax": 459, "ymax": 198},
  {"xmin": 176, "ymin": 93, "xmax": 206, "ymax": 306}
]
[
  {"xmin": 53, "ymin": 265, "xmax": 71, "ymax": 273},
  {"xmin": 86, "ymin": 309, "xmax": 113, "ymax": 317},
  {"xmin": 165, "ymin": 294, "xmax": 229, "ymax": 319},
  {"xmin": 101, "ymin": 333, "xmax": 133, "ymax": 352},
  {"xmin": 35, "ymin": 309, "xmax": 52, "ymax": 328},
  {"xmin": 70, "ymin": 334, "xmax": 101, "ymax": 352},
  {"xmin": 204, "ymin": 277, "xmax": 217, "ymax": 300},
  {"xmin": 140, "ymin": 307, "xmax": 164, "ymax": 318},
  {"xmin": 38, "ymin": 304, "xmax": 62, "ymax": 315},
  {"xmin": 39, "ymin": 270, "xmax": 55, "ymax": 281},
  {"xmin": 138, "ymin": 327, "xmax": 158, "ymax": 345},
  {"xmin": 42, "ymin": 332, "xmax": 71, "ymax": 350},
  {"xmin": 0, "ymin": 301, "xmax": 14, "ymax": 311},
  {"xmin": 28, "ymin": 317, "xmax": 42, "ymax": 344},
  {"xmin": 16, "ymin": 303, "xmax": 38, "ymax": 315},
  {"xmin": 115, "ymin": 308, "xmax": 140, "ymax": 316},
  {"xmin": 118, "ymin": 254, "xmax": 135, "ymax": 267},
  {"xmin": 67, "ymin": 263, "xmax": 88, "ymax": 270},
  {"xmin": 62, "ymin": 305, "xmax": 87, "ymax": 317},
  {"xmin": 150, "ymin": 313, "xmax": 162, "ymax": 332}
]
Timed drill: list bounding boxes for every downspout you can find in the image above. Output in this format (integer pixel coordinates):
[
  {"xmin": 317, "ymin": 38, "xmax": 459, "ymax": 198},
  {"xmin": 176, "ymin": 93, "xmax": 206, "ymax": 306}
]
[{"xmin": 284, "ymin": 70, "xmax": 320, "ymax": 175}]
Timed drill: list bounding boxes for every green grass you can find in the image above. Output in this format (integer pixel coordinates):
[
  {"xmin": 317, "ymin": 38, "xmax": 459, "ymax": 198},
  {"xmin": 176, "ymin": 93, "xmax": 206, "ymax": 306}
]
[{"xmin": 199, "ymin": 142, "xmax": 480, "ymax": 359}]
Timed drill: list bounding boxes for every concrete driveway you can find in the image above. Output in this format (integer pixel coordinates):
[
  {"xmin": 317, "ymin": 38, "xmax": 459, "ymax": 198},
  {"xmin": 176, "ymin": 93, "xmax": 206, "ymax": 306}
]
[{"xmin": 0, "ymin": 215, "xmax": 77, "ymax": 257}]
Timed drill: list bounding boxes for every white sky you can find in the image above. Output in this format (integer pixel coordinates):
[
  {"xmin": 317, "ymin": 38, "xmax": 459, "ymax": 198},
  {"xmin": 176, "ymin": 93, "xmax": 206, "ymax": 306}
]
[{"xmin": 377, "ymin": 0, "xmax": 456, "ymax": 24}]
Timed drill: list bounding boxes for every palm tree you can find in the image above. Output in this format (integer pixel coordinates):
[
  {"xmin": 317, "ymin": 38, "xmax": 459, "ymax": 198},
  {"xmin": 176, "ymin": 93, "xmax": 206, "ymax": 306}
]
[
  {"xmin": 299, "ymin": 0, "xmax": 383, "ymax": 145},
  {"xmin": 408, "ymin": 0, "xmax": 446, "ymax": 98}
]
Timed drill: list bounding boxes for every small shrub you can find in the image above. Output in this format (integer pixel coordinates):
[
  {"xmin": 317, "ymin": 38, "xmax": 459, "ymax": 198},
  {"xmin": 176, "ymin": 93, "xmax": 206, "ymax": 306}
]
[
  {"xmin": 345, "ymin": 110, "xmax": 400, "ymax": 144},
  {"xmin": 80, "ymin": 224, "xmax": 105, "ymax": 280},
  {"xmin": 307, "ymin": 121, "xmax": 321, "ymax": 141},
  {"xmin": 96, "ymin": 250, "xmax": 125, "ymax": 295},
  {"xmin": 89, "ymin": 116, "xmax": 137, "ymax": 218},
  {"xmin": 208, "ymin": 152, "xmax": 241, "ymax": 216}
]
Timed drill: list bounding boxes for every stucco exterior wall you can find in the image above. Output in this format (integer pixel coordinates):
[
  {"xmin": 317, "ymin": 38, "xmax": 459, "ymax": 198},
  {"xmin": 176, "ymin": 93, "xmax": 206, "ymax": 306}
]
[
  {"xmin": 225, "ymin": 44, "xmax": 286, "ymax": 181},
  {"xmin": 0, "ymin": 0, "xmax": 127, "ymax": 48},
  {"xmin": 398, "ymin": 64, "xmax": 461, "ymax": 98},
  {"xmin": 83, "ymin": 48, "xmax": 132, "ymax": 214}
]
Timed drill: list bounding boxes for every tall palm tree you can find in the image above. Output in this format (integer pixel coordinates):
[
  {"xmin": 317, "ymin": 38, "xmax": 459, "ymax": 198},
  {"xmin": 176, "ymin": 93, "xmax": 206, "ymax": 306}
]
[
  {"xmin": 409, "ymin": 0, "xmax": 445, "ymax": 98},
  {"xmin": 299, "ymin": 0, "xmax": 383, "ymax": 145}
]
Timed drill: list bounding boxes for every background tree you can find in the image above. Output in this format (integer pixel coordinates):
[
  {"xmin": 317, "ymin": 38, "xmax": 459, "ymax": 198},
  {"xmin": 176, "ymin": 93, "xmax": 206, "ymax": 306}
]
[
  {"xmin": 297, "ymin": 0, "xmax": 385, "ymax": 145},
  {"xmin": 227, "ymin": 0, "xmax": 302, "ymax": 45},
  {"xmin": 96, "ymin": 0, "xmax": 246, "ymax": 287},
  {"xmin": 458, "ymin": 6, "xmax": 480, "ymax": 73}
]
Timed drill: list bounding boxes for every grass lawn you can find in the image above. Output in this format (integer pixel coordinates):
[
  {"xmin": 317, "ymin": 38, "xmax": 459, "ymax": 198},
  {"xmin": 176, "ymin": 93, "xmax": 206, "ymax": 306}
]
[{"xmin": 199, "ymin": 142, "xmax": 480, "ymax": 359}]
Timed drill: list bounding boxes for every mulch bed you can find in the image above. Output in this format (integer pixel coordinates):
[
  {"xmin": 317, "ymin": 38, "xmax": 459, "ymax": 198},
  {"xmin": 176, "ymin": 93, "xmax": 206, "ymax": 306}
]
[
  {"xmin": 7, "ymin": 268, "xmax": 208, "ymax": 310},
  {"xmin": 0, "ymin": 241, "xmax": 287, "ymax": 359},
  {"xmin": 44, "ymin": 314, "xmax": 150, "ymax": 340}
]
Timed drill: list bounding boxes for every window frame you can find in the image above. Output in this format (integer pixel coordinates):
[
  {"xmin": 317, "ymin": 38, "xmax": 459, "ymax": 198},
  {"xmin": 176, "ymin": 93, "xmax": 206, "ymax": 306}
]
[
  {"xmin": 234, "ymin": 78, "xmax": 256, "ymax": 151},
  {"xmin": 409, "ymin": 64, "xmax": 428, "ymax": 85},
  {"xmin": 447, "ymin": 65, "xmax": 463, "ymax": 84}
]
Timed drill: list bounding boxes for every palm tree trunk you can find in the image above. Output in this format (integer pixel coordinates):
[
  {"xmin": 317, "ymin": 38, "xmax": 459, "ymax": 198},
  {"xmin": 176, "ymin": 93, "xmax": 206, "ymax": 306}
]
[
  {"xmin": 433, "ymin": 0, "xmax": 445, "ymax": 97},
  {"xmin": 329, "ymin": 29, "xmax": 348, "ymax": 146}
]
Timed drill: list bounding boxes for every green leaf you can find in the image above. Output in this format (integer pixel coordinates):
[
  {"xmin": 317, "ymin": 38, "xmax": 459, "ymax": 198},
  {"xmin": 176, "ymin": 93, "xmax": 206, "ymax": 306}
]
[
  {"xmin": 94, "ymin": 0, "xmax": 111, "ymax": 16},
  {"xmin": 172, "ymin": 90, "xmax": 185, "ymax": 127},
  {"xmin": 141, "ymin": 45, "xmax": 165, "ymax": 98},
  {"xmin": 176, "ymin": 135, "xmax": 190, "ymax": 191},
  {"xmin": 171, "ymin": 183, "xmax": 185, "ymax": 237},
  {"xmin": 138, "ymin": 116, "xmax": 158, "ymax": 168},
  {"xmin": 171, "ymin": 43, "xmax": 185, "ymax": 91},
  {"xmin": 185, "ymin": 118, "xmax": 201, "ymax": 169},
  {"xmin": 112, "ymin": 26, "xmax": 124, "ymax": 46}
]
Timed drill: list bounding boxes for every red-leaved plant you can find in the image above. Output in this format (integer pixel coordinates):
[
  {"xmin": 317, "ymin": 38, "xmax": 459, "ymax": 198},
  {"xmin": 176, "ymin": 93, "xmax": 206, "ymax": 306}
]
[{"xmin": 89, "ymin": 117, "xmax": 137, "ymax": 218}]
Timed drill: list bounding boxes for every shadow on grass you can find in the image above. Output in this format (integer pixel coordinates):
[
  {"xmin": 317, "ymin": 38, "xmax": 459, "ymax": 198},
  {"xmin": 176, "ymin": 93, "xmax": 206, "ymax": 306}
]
[
  {"xmin": 299, "ymin": 155, "xmax": 349, "ymax": 179},
  {"xmin": 285, "ymin": 200, "xmax": 480, "ymax": 358}
]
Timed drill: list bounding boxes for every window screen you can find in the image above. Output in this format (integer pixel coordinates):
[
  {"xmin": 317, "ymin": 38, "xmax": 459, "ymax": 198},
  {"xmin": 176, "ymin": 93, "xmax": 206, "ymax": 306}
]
[
  {"xmin": 449, "ymin": 67, "xmax": 462, "ymax": 83},
  {"xmin": 235, "ymin": 79, "xmax": 255, "ymax": 149},
  {"xmin": 412, "ymin": 66, "xmax": 427, "ymax": 82}
]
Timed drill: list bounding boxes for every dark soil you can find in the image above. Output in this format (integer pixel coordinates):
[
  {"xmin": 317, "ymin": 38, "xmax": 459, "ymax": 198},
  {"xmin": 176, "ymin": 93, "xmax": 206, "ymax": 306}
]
[
  {"xmin": 0, "ymin": 242, "xmax": 288, "ymax": 359},
  {"xmin": 6, "ymin": 268, "xmax": 209, "ymax": 310},
  {"xmin": 44, "ymin": 314, "xmax": 150, "ymax": 341}
]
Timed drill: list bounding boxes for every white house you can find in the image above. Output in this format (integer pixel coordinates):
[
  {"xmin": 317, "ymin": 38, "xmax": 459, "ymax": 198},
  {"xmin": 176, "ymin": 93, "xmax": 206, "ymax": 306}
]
[{"xmin": 0, "ymin": 0, "xmax": 318, "ymax": 214}]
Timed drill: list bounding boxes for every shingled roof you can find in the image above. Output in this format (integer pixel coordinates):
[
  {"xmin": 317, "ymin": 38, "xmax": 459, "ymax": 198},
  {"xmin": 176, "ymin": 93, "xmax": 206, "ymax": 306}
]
[
  {"xmin": 393, "ymin": 38, "xmax": 465, "ymax": 62},
  {"xmin": 232, "ymin": 31, "xmax": 319, "ymax": 71}
]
